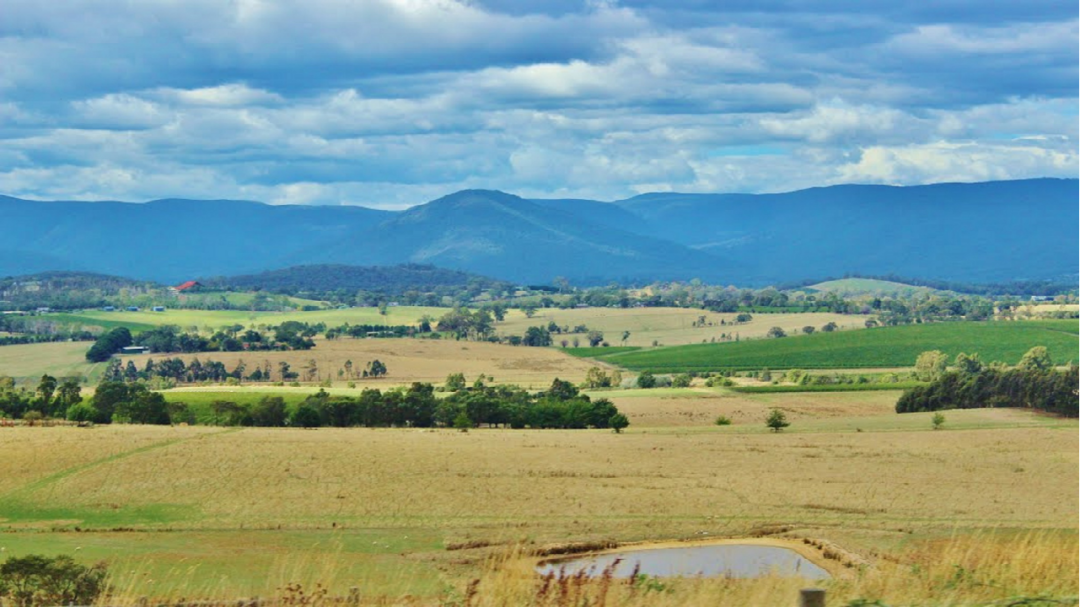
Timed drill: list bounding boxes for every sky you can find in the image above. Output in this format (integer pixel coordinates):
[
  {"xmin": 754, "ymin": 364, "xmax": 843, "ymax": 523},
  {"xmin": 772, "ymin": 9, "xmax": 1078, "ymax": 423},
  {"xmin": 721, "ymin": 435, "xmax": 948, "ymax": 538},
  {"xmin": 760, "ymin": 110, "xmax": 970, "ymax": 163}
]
[{"xmin": 0, "ymin": 0, "xmax": 1076, "ymax": 209}]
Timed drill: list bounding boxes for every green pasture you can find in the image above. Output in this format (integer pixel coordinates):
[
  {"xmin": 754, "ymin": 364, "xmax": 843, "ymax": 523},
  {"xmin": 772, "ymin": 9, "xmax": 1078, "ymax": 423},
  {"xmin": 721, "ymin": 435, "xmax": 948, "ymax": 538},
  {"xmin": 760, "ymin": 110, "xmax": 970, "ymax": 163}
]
[
  {"xmin": 806, "ymin": 278, "xmax": 937, "ymax": 296},
  {"xmin": 0, "ymin": 341, "xmax": 102, "ymax": 383},
  {"xmin": 593, "ymin": 320, "xmax": 1079, "ymax": 372}
]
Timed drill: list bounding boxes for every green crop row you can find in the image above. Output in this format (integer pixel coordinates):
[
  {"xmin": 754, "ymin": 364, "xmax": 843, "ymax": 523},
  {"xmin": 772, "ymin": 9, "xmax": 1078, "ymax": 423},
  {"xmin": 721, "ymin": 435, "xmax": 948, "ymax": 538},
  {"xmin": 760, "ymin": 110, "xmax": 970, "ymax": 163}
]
[{"xmin": 599, "ymin": 320, "xmax": 1078, "ymax": 372}]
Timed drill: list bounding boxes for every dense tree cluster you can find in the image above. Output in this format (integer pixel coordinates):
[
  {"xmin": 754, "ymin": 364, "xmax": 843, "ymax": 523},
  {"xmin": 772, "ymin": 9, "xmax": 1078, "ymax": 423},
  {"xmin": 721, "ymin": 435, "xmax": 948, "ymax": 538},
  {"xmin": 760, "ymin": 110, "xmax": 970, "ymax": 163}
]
[
  {"xmin": 897, "ymin": 349, "xmax": 1078, "ymax": 417},
  {"xmin": 0, "ymin": 374, "xmax": 83, "ymax": 420},
  {"xmin": 195, "ymin": 379, "xmax": 627, "ymax": 430},
  {"xmin": 0, "ymin": 271, "xmax": 157, "ymax": 312},
  {"xmin": 84, "ymin": 327, "xmax": 133, "ymax": 362}
]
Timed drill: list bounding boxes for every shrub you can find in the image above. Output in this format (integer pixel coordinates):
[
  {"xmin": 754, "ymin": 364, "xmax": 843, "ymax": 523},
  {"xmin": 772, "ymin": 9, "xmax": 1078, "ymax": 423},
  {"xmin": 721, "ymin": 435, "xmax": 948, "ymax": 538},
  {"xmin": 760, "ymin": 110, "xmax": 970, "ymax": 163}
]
[
  {"xmin": 766, "ymin": 408, "xmax": 790, "ymax": 432},
  {"xmin": 65, "ymin": 403, "xmax": 99, "ymax": 423},
  {"xmin": 636, "ymin": 372, "xmax": 657, "ymax": 389},
  {"xmin": 932, "ymin": 412, "xmax": 946, "ymax": 430},
  {"xmin": 609, "ymin": 413, "xmax": 629, "ymax": 433},
  {"xmin": 715, "ymin": 415, "xmax": 732, "ymax": 426},
  {"xmin": 671, "ymin": 374, "xmax": 692, "ymax": 388}
]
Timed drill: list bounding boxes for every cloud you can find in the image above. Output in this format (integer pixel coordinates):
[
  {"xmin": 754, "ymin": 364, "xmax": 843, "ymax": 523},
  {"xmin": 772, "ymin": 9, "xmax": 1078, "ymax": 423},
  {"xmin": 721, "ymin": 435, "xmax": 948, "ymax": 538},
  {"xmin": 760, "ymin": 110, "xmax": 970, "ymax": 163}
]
[{"xmin": 0, "ymin": 1, "xmax": 1074, "ymax": 205}]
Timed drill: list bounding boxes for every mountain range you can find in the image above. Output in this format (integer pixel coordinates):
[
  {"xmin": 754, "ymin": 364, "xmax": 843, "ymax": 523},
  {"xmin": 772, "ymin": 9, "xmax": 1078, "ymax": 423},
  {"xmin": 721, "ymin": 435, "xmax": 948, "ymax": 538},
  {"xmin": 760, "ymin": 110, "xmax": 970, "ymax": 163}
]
[{"xmin": 1, "ymin": 178, "xmax": 1076, "ymax": 286}]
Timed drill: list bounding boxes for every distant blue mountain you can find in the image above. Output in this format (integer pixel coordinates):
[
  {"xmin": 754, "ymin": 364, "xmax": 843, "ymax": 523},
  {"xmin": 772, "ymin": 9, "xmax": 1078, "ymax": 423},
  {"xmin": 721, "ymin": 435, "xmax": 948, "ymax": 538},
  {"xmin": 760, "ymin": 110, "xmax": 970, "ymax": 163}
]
[{"xmin": 0, "ymin": 178, "xmax": 1075, "ymax": 286}]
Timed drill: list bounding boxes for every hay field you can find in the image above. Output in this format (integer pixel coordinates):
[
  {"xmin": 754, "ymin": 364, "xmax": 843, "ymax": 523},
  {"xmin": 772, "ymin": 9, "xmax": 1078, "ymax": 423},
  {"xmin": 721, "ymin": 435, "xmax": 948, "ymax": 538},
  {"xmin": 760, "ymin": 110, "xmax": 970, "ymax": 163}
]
[
  {"xmin": 497, "ymin": 307, "xmax": 863, "ymax": 347},
  {"xmin": 597, "ymin": 388, "xmax": 902, "ymax": 427},
  {"xmin": 122, "ymin": 338, "xmax": 601, "ymax": 388},
  {"xmin": 0, "ymin": 404, "xmax": 1075, "ymax": 601}
]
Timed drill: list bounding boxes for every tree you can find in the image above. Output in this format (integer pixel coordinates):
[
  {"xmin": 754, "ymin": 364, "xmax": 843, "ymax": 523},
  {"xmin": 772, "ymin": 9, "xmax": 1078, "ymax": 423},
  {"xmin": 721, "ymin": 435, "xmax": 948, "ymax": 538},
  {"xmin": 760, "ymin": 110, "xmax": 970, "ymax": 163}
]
[
  {"xmin": 621, "ymin": 330, "xmax": 631, "ymax": 345},
  {"xmin": 609, "ymin": 413, "xmax": 629, "ymax": 434},
  {"xmin": 0, "ymin": 554, "xmax": 109, "ymax": 607},
  {"xmin": 587, "ymin": 330, "xmax": 604, "ymax": 347},
  {"xmin": 671, "ymin": 374, "xmax": 692, "ymax": 388},
  {"xmin": 114, "ymin": 387, "xmax": 170, "ymax": 425},
  {"xmin": 583, "ymin": 367, "xmax": 612, "ymax": 389},
  {"xmin": 765, "ymin": 408, "xmax": 790, "ymax": 432},
  {"xmin": 522, "ymin": 304, "xmax": 538, "ymax": 318},
  {"xmin": 1018, "ymin": 346, "xmax": 1053, "ymax": 372},
  {"xmin": 802, "ymin": 326, "xmax": 815, "ymax": 335},
  {"xmin": 766, "ymin": 326, "xmax": 786, "ymax": 338},
  {"xmin": 522, "ymin": 326, "xmax": 552, "ymax": 347},
  {"xmin": 290, "ymin": 404, "xmax": 322, "ymax": 428},
  {"xmin": 636, "ymin": 371, "xmax": 657, "ymax": 389},
  {"xmin": 445, "ymin": 373, "xmax": 466, "ymax": 391},
  {"xmin": 367, "ymin": 359, "xmax": 388, "ymax": 378},
  {"xmin": 932, "ymin": 412, "xmax": 946, "ymax": 430},
  {"xmin": 954, "ymin": 352, "xmax": 984, "ymax": 375},
  {"xmin": 35, "ymin": 375, "xmax": 58, "ymax": 414},
  {"xmin": 821, "ymin": 322, "xmax": 838, "ymax": 332},
  {"xmin": 735, "ymin": 313, "xmax": 752, "ymax": 323},
  {"xmin": 915, "ymin": 350, "xmax": 948, "ymax": 381},
  {"xmin": 453, "ymin": 411, "xmax": 473, "ymax": 431},
  {"xmin": 66, "ymin": 403, "xmax": 99, "ymax": 423},
  {"xmin": 251, "ymin": 396, "xmax": 287, "ymax": 427}
]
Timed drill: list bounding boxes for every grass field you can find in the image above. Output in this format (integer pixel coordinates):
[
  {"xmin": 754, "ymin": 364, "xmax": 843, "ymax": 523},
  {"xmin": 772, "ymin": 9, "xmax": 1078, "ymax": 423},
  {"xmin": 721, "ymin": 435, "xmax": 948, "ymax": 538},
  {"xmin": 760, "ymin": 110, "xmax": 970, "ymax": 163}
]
[
  {"xmin": 42, "ymin": 306, "xmax": 447, "ymax": 333},
  {"xmin": 0, "ymin": 341, "xmax": 104, "ymax": 383},
  {"xmin": 497, "ymin": 307, "xmax": 864, "ymax": 347},
  {"xmin": 0, "ymin": 401, "xmax": 1075, "ymax": 603},
  {"xmin": 806, "ymin": 278, "xmax": 937, "ymax": 296},
  {"xmin": 589, "ymin": 320, "xmax": 1079, "ymax": 372}
]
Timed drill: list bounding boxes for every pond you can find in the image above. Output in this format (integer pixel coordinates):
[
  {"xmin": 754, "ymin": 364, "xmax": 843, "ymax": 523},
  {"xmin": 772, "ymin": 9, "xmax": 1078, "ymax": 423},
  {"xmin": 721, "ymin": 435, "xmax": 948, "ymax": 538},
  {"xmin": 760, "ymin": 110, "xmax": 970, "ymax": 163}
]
[{"xmin": 536, "ymin": 543, "xmax": 830, "ymax": 580}]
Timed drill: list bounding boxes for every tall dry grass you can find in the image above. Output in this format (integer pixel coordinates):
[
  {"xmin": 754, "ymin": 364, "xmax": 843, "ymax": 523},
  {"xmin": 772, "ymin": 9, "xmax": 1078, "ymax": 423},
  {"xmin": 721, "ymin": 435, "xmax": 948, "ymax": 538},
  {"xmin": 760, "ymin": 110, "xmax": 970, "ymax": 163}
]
[
  {"xmin": 89, "ymin": 531, "xmax": 1077, "ymax": 606},
  {"xmin": 459, "ymin": 531, "xmax": 1078, "ymax": 606}
]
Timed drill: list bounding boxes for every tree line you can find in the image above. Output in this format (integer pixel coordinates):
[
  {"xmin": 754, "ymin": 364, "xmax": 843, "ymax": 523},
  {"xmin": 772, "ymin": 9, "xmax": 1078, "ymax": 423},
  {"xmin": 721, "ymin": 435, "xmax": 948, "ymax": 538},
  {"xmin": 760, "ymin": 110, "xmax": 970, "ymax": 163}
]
[
  {"xmin": 2, "ymin": 376, "xmax": 629, "ymax": 432},
  {"xmin": 897, "ymin": 347, "xmax": 1078, "ymax": 417}
]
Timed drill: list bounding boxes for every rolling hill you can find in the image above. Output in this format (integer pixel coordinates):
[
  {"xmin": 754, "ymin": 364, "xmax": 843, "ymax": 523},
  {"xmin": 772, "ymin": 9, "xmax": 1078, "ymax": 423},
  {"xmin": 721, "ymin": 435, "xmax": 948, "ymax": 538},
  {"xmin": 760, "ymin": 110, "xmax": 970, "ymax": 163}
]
[{"xmin": 1, "ymin": 178, "xmax": 1075, "ymax": 285}]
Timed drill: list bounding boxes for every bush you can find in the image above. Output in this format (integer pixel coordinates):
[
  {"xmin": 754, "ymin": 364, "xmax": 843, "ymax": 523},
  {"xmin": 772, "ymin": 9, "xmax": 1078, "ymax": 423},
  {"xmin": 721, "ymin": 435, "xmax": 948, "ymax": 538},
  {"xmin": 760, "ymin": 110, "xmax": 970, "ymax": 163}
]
[
  {"xmin": 609, "ymin": 413, "xmax": 629, "ymax": 433},
  {"xmin": 932, "ymin": 412, "xmax": 946, "ymax": 430},
  {"xmin": 671, "ymin": 374, "xmax": 692, "ymax": 388},
  {"xmin": 0, "ymin": 554, "xmax": 109, "ymax": 607},
  {"xmin": 636, "ymin": 371, "xmax": 657, "ymax": 389},
  {"xmin": 65, "ymin": 403, "xmax": 99, "ymax": 423},
  {"xmin": 766, "ymin": 408, "xmax": 790, "ymax": 432},
  {"xmin": 290, "ymin": 404, "xmax": 322, "ymax": 428},
  {"xmin": 715, "ymin": 415, "xmax": 732, "ymax": 426}
]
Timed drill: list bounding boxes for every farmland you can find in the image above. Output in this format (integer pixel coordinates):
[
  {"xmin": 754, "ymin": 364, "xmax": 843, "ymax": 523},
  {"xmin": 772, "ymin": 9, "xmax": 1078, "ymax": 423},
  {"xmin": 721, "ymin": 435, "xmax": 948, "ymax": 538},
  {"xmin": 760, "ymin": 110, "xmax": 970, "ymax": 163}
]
[
  {"xmin": 0, "ymin": 404, "xmax": 1075, "ymax": 604},
  {"xmin": 2, "ymin": 302, "xmax": 1079, "ymax": 604},
  {"xmin": 0, "ymin": 341, "xmax": 104, "ymax": 383},
  {"xmin": 122, "ymin": 337, "xmax": 603, "ymax": 388},
  {"xmin": 496, "ymin": 307, "xmax": 863, "ymax": 347},
  {"xmin": 585, "ymin": 320, "xmax": 1079, "ymax": 372},
  {"xmin": 42, "ymin": 305, "xmax": 447, "ymax": 333}
]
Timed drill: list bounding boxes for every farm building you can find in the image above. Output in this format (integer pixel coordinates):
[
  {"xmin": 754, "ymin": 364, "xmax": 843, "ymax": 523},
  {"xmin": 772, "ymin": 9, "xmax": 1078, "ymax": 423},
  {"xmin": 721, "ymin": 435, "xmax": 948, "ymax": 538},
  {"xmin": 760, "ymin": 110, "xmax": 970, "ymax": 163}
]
[
  {"xmin": 121, "ymin": 346, "xmax": 149, "ymax": 354},
  {"xmin": 152, "ymin": 306, "xmax": 166, "ymax": 312},
  {"xmin": 171, "ymin": 280, "xmax": 204, "ymax": 293}
]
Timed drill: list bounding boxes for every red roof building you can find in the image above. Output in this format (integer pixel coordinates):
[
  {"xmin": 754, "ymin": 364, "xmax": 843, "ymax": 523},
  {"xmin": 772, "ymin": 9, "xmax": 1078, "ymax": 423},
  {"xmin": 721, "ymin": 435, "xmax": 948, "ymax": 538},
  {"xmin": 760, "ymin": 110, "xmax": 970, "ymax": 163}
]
[{"xmin": 173, "ymin": 280, "xmax": 203, "ymax": 292}]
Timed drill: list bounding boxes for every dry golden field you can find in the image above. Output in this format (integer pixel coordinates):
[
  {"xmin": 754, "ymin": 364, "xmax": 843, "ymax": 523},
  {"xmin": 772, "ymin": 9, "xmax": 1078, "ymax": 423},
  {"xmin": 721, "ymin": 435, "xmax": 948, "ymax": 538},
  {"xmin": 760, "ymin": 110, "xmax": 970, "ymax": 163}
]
[
  {"xmin": 121, "ymin": 338, "xmax": 604, "ymax": 388},
  {"xmin": 0, "ymin": 400, "xmax": 1075, "ymax": 604},
  {"xmin": 497, "ymin": 307, "xmax": 865, "ymax": 347},
  {"xmin": 601, "ymin": 388, "xmax": 901, "ymax": 427}
]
